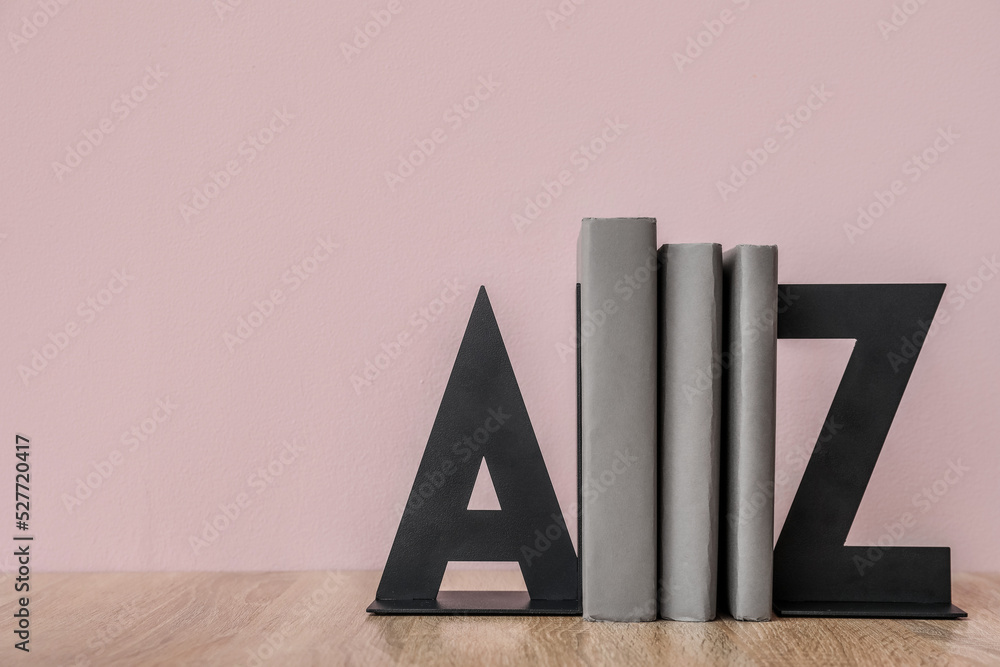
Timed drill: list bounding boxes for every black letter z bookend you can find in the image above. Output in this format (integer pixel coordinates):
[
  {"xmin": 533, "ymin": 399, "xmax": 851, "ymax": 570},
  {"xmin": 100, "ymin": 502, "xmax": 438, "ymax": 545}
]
[
  {"xmin": 773, "ymin": 284, "xmax": 965, "ymax": 619},
  {"xmin": 368, "ymin": 286, "xmax": 580, "ymax": 615}
]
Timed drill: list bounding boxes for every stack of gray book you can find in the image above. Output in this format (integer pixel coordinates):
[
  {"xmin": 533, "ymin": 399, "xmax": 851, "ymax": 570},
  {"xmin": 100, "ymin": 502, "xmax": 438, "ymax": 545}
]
[{"xmin": 578, "ymin": 218, "xmax": 777, "ymax": 623}]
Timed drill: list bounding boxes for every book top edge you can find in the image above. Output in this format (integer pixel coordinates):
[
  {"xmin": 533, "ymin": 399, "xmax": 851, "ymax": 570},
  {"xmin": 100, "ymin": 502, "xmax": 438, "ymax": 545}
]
[
  {"xmin": 658, "ymin": 243, "xmax": 722, "ymax": 250},
  {"xmin": 581, "ymin": 217, "xmax": 656, "ymax": 225},
  {"xmin": 723, "ymin": 245, "xmax": 778, "ymax": 263}
]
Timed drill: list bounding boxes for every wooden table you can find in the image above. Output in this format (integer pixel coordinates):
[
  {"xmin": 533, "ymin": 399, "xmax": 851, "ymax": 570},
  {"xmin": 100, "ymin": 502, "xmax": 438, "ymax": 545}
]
[{"xmin": 3, "ymin": 571, "xmax": 999, "ymax": 665}]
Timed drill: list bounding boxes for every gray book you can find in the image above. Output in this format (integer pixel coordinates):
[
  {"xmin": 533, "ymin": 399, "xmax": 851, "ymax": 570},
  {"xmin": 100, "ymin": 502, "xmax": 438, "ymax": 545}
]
[
  {"xmin": 658, "ymin": 244, "xmax": 722, "ymax": 621},
  {"xmin": 579, "ymin": 218, "xmax": 658, "ymax": 622},
  {"xmin": 721, "ymin": 245, "xmax": 778, "ymax": 622}
]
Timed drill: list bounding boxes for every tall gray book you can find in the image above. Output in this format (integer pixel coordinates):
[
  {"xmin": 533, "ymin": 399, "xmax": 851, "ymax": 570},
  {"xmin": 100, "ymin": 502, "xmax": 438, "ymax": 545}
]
[
  {"xmin": 721, "ymin": 245, "xmax": 778, "ymax": 622},
  {"xmin": 579, "ymin": 217, "xmax": 658, "ymax": 622},
  {"xmin": 658, "ymin": 244, "xmax": 722, "ymax": 621}
]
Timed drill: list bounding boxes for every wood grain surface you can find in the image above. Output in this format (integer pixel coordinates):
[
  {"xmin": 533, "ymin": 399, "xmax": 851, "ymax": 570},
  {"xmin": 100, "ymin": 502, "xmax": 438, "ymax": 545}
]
[{"xmin": 2, "ymin": 571, "xmax": 998, "ymax": 666}]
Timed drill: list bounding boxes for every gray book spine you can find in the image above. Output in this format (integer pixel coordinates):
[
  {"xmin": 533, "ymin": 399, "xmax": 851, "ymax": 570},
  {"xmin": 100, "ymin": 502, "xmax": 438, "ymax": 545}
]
[
  {"xmin": 658, "ymin": 244, "xmax": 722, "ymax": 621},
  {"xmin": 722, "ymin": 245, "xmax": 778, "ymax": 622},
  {"xmin": 579, "ymin": 217, "xmax": 658, "ymax": 622}
]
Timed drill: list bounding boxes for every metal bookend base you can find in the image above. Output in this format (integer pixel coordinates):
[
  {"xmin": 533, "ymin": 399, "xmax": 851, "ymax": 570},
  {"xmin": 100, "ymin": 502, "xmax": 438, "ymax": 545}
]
[
  {"xmin": 774, "ymin": 600, "xmax": 966, "ymax": 619},
  {"xmin": 368, "ymin": 593, "xmax": 581, "ymax": 615}
]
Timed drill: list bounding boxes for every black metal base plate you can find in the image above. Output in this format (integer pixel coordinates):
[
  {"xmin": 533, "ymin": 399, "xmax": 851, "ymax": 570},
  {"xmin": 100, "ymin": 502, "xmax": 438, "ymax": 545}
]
[
  {"xmin": 774, "ymin": 600, "xmax": 967, "ymax": 619},
  {"xmin": 367, "ymin": 592, "xmax": 582, "ymax": 615}
]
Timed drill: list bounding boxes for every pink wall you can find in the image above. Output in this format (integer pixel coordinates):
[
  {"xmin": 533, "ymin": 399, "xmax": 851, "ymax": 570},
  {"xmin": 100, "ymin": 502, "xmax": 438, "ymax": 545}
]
[{"xmin": 1, "ymin": 1, "xmax": 998, "ymax": 573}]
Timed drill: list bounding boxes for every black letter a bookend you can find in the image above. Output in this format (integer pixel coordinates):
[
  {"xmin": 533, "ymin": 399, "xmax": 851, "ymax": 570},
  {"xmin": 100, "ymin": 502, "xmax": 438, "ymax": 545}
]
[{"xmin": 367, "ymin": 286, "xmax": 581, "ymax": 615}]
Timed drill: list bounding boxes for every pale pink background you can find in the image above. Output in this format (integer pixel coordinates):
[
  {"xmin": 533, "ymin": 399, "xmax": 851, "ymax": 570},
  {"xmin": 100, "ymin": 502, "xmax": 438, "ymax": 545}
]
[{"xmin": 1, "ymin": 1, "xmax": 998, "ymax": 574}]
